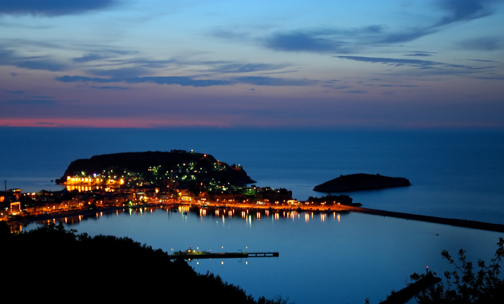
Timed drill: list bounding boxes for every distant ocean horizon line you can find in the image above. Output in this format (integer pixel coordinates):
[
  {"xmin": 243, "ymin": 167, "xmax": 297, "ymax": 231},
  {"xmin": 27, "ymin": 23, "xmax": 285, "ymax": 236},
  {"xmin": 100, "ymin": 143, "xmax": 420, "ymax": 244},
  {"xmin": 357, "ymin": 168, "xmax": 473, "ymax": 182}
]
[
  {"xmin": 2, "ymin": 126, "xmax": 504, "ymax": 224},
  {"xmin": 3, "ymin": 125, "xmax": 504, "ymax": 133}
]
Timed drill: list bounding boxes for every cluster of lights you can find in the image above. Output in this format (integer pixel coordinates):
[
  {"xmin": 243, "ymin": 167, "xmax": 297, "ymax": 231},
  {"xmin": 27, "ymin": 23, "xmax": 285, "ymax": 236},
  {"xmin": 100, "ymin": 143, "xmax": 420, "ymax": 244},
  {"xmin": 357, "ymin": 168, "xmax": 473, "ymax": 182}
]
[{"xmin": 66, "ymin": 176, "xmax": 124, "ymax": 186}]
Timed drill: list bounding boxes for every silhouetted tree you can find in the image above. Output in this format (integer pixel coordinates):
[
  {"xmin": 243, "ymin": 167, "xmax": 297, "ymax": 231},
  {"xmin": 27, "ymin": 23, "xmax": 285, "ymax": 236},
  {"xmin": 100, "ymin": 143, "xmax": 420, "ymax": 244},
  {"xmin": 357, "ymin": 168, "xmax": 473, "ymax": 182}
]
[
  {"xmin": 1, "ymin": 223, "xmax": 292, "ymax": 304},
  {"xmin": 407, "ymin": 238, "xmax": 504, "ymax": 304}
]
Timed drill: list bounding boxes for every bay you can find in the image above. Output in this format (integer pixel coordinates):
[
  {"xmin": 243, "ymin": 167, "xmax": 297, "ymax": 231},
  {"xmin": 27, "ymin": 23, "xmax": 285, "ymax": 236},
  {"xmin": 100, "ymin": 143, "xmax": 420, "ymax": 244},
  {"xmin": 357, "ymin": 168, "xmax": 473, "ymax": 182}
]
[
  {"xmin": 25, "ymin": 206, "xmax": 504, "ymax": 304},
  {"xmin": 3, "ymin": 127, "xmax": 504, "ymax": 303},
  {"xmin": 1, "ymin": 127, "xmax": 503, "ymax": 223}
]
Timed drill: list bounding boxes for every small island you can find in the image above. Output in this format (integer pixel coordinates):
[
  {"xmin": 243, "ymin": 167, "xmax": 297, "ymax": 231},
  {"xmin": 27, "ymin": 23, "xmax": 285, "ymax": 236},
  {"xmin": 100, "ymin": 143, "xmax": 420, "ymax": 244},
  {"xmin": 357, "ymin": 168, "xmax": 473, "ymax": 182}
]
[{"xmin": 313, "ymin": 173, "xmax": 411, "ymax": 193}]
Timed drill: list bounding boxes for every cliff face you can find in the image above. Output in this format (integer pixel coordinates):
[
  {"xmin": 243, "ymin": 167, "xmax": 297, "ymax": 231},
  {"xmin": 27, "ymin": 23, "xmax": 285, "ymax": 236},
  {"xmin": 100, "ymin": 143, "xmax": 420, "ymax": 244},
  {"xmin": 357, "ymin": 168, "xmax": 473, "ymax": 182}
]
[
  {"xmin": 57, "ymin": 151, "xmax": 255, "ymax": 185},
  {"xmin": 313, "ymin": 173, "xmax": 410, "ymax": 193}
]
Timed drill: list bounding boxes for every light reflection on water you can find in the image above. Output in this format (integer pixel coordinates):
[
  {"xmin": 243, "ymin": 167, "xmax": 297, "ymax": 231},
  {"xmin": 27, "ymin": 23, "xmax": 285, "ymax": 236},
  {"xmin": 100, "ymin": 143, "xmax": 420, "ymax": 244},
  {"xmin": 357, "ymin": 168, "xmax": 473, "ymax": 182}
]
[{"xmin": 25, "ymin": 206, "xmax": 504, "ymax": 304}]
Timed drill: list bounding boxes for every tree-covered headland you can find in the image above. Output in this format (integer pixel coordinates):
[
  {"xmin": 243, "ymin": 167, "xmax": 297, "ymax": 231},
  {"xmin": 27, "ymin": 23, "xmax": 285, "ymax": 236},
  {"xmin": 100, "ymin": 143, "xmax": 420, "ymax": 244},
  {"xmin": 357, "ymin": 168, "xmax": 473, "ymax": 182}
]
[{"xmin": 0, "ymin": 222, "xmax": 288, "ymax": 304}]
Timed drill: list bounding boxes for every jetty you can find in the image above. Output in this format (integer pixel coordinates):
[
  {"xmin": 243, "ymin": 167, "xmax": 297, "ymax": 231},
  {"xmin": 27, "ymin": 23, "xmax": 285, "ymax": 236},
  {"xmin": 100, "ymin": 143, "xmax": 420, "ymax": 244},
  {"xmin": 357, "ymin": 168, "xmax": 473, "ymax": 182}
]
[
  {"xmin": 169, "ymin": 251, "xmax": 279, "ymax": 260},
  {"xmin": 342, "ymin": 206, "xmax": 504, "ymax": 233}
]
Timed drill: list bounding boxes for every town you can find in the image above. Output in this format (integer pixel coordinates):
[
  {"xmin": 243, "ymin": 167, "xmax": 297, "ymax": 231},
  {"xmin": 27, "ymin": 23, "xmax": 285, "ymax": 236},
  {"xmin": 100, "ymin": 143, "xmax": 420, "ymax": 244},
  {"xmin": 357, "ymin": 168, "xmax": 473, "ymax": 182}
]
[{"xmin": 1, "ymin": 150, "xmax": 356, "ymax": 222}]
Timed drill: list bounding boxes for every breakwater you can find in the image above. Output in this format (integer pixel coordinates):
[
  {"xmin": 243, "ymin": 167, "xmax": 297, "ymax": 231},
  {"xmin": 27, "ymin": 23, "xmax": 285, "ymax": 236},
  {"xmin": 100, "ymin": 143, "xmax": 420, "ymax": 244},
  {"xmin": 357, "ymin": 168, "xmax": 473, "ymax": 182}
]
[
  {"xmin": 202, "ymin": 202, "xmax": 504, "ymax": 233},
  {"xmin": 344, "ymin": 206, "xmax": 504, "ymax": 233}
]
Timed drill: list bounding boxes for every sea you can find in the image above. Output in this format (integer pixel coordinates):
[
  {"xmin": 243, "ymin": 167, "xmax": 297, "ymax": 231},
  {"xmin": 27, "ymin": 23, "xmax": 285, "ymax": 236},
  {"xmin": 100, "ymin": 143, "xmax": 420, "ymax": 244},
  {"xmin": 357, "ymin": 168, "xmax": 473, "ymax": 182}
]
[{"xmin": 1, "ymin": 127, "xmax": 504, "ymax": 303}]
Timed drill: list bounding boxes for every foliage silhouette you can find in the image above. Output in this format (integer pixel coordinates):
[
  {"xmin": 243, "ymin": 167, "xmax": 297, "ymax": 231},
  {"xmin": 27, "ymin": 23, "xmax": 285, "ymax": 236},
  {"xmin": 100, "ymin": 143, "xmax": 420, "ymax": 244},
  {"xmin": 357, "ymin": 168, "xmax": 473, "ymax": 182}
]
[
  {"xmin": 0, "ymin": 223, "xmax": 291, "ymax": 304},
  {"xmin": 408, "ymin": 238, "xmax": 504, "ymax": 304}
]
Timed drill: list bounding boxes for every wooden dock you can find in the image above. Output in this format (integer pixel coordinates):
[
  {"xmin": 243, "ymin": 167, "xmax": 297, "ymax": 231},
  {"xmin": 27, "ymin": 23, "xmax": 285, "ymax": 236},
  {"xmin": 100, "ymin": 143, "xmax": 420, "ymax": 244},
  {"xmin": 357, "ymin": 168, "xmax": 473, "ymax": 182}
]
[{"xmin": 169, "ymin": 252, "xmax": 279, "ymax": 260}]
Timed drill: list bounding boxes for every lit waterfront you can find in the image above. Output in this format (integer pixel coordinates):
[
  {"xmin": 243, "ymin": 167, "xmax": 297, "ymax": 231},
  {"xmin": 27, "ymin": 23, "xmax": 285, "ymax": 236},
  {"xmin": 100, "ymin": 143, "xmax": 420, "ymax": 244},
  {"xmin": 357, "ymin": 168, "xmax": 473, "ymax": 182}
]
[
  {"xmin": 3, "ymin": 129, "xmax": 504, "ymax": 303},
  {"xmin": 13, "ymin": 204, "xmax": 347, "ymax": 232}
]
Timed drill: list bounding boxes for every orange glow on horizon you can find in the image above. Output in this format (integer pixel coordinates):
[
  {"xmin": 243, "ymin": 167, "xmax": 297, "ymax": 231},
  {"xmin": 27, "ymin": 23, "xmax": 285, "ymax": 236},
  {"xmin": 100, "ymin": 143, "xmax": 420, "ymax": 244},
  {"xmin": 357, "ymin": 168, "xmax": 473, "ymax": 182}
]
[
  {"xmin": 3, "ymin": 116, "xmax": 503, "ymax": 130},
  {"xmin": 0, "ymin": 117, "xmax": 234, "ymax": 129}
]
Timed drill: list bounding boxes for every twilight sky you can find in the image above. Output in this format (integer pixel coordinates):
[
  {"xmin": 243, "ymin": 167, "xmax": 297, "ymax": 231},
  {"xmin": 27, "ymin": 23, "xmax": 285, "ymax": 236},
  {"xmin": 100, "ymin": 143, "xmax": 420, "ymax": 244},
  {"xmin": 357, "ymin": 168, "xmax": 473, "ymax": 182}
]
[{"xmin": 1, "ymin": 0, "xmax": 503, "ymax": 129}]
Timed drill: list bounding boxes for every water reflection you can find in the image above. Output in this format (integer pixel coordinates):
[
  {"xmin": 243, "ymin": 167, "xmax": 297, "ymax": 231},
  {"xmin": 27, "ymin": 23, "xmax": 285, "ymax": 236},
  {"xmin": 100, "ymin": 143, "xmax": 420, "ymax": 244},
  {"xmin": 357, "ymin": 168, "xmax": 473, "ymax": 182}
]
[
  {"xmin": 15, "ymin": 205, "xmax": 350, "ymax": 231},
  {"xmin": 17, "ymin": 204, "xmax": 502, "ymax": 304}
]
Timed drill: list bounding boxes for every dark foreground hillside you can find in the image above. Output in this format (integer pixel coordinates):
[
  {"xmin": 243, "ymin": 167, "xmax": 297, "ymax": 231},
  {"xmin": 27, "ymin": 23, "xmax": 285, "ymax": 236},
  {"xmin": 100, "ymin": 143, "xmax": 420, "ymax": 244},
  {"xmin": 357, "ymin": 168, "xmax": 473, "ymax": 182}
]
[{"xmin": 0, "ymin": 222, "xmax": 286, "ymax": 304}]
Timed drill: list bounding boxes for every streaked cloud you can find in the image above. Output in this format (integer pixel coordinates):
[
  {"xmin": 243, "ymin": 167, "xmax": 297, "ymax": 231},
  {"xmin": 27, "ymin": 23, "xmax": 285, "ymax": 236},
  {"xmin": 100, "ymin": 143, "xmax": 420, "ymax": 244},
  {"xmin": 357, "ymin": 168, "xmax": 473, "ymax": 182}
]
[
  {"xmin": 345, "ymin": 90, "xmax": 366, "ymax": 94},
  {"xmin": 57, "ymin": 75, "xmax": 231, "ymax": 87},
  {"xmin": 258, "ymin": 0, "xmax": 502, "ymax": 54},
  {"xmin": 205, "ymin": 63, "xmax": 290, "ymax": 74},
  {"xmin": 261, "ymin": 26, "xmax": 384, "ymax": 53},
  {"xmin": 378, "ymin": 84, "xmax": 419, "ymax": 88},
  {"xmin": 0, "ymin": 47, "xmax": 67, "ymax": 71},
  {"xmin": 234, "ymin": 76, "xmax": 316, "ymax": 86},
  {"xmin": 435, "ymin": 0, "xmax": 495, "ymax": 26},
  {"xmin": 1, "ymin": 99, "xmax": 57, "ymax": 105},
  {"xmin": 458, "ymin": 37, "xmax": 504, "ymax": 51},
  {"xmin": 0, "ymin": 0, "xmax": 118, "ymax": 17},
  {"xmin": 467, "ymin": 59, "xmax": 500, "ymax": 63},
  {"xmin": 263, "ymin": 31, "xmax": 353, "ymax": 54},
  {"xmin": 91, "ymin": 86, "xmax": 129, "ymax": 90},
  {"xmin": 5, "ymin": 90, "xmax": 25, "ymax": 95},
  {"xmin": 87, "ymin": 67, "xmax": 151, "ymax": 78},
  {"xmin": 403, "ymin": 51, "xmax": 435, "ymax": 57},
  {"xmin": 1, "ymin": 0, "xmax": 503, "ymax": 129},
  {"xmin": 335, "ymin": 56, "xmax": 487, "ymax": 70},
  {"xmin": 73, "ymin": 54, "xmax": 110, "ymax": 63},
  {"xmin": 56, "ymin": 75, "xmax": 317, "ymax": 87},
  {"xmin": 475, "ymin": 76, "xmax": 504, "ymax": 80}
]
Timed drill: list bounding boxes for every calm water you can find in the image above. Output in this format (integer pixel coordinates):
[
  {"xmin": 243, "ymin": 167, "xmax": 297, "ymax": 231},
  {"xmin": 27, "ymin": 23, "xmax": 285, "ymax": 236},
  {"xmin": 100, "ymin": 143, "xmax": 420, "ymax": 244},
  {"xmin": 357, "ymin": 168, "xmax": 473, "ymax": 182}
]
[
  {"xmin": 25, "ymin": 207, "xmax": 504, "ymax": 304},
  {"xmin": 2, "ymin": 127, "xmax": 504, "ymax": 223},
  {"xmin": 3, "ymin": 127, "xmax": 504, "ymax": 303}
]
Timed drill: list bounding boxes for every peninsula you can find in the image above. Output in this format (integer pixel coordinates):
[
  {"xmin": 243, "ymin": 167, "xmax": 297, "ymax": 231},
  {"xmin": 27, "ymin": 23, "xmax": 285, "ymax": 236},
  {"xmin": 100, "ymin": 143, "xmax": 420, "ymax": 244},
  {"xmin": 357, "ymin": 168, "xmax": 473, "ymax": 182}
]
[
  {"xmin": 4, "ymin": 151, "xmax": 504, "ymax": 235},
  {"xmin": 57, "ymin": 150, "xmax": 256, "ymax": 187},
  {"xmin": 313, "ymin": 173, "xmax": 411, "ymax": 193}
]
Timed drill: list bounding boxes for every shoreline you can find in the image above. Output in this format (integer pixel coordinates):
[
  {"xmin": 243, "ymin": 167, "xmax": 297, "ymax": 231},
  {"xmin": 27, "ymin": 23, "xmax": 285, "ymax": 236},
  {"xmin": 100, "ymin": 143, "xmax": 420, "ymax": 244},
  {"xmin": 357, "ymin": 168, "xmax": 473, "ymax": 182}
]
[{"xmin": 6, "ymin": 202, "xmax": 504, "ymax": 233}]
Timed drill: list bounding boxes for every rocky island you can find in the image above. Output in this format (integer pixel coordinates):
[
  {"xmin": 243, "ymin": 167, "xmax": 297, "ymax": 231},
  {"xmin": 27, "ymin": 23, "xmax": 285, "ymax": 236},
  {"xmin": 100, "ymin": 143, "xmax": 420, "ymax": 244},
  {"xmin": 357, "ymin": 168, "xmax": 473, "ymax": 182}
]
[{"xmin": 313, "ymin": 173, "xmax": 411, "ymax": 193}]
